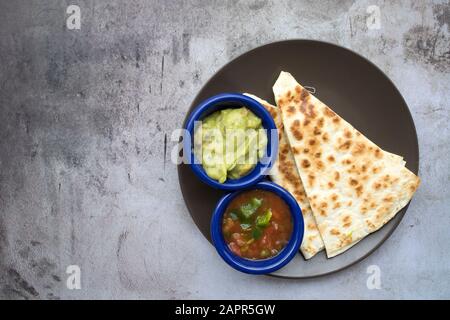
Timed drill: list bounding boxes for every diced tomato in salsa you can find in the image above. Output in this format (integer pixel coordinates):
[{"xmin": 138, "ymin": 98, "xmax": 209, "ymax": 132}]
[{"xmin": 222, "ymin": 189, "xmax": 293, "ymax": 260}]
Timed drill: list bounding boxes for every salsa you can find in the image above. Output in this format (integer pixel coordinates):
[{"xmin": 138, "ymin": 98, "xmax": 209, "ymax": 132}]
[{"xmin": 222, "ymin": 189, "xmax": 293, "ymax": 260}]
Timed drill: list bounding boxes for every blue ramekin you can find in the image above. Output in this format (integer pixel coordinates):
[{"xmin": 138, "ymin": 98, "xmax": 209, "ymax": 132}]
[
  {"xmin": 210, "ymin": 181, "xmax": 304, "ymax": 274},
  {"xmin": 183, "ymin": 93, "xmax": 278, "ymax": 191}
]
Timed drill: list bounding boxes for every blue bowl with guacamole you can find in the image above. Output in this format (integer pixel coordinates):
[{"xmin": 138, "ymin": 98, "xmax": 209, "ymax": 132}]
[{"xmin": 184, "ymin": 93, "xmax": 278, "ymax": 191}]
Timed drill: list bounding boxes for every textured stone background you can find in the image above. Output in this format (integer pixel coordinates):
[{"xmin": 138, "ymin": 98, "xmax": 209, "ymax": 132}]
[{"xmin": 0, "ymin": 0, "xmax": 449, "ymax": 299}]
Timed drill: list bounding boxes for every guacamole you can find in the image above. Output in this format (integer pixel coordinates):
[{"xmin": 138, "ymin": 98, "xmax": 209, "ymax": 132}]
[{"xmin": 194, "ymin": 107, "xmax": 267, "ymax": 183}]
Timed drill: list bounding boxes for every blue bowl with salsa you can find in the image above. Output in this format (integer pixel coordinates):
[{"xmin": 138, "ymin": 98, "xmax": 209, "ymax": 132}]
[
  {"xmin": 183, "ymin": 93, "xmax": 278, "ymax": 191},
  {"xmin": 211, "ymin": 181, "xmax": 304, "ymax": 274}
]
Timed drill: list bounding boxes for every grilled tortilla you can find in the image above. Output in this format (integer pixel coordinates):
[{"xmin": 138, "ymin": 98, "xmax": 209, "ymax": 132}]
[
  {"xmin": 244, "ymin": 93, "xmax": 325, "ymax": 259},
  {"xmin": 273, "ymin": 72, "xmax": 420, "ymax": 258}
]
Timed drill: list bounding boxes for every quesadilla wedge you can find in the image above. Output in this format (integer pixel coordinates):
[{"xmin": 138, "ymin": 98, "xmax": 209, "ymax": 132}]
[
  {"xmin": 273, "ymin": 71, "xmax": 420, "ymax": 258},
  {"xmin": 244, "ymin": 93, "xmax": 325, "ymax": 259}
]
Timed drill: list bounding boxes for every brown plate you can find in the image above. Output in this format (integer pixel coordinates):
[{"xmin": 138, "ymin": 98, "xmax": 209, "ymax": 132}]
[{"xmin": 178, "ymin": 40, "xmax": 419, "ymax": 278}]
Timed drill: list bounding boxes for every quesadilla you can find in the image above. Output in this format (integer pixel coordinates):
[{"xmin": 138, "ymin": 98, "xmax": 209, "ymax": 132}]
[
  {"xmin": 244, "ymin": 93, "xmax": 325, "ymax": 259},
  {"xmin": 273, "ymin": 71, "xmax": 420, "ymax": 258}
]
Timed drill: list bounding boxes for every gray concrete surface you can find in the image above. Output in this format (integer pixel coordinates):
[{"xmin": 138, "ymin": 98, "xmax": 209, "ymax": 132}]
[{"xmin": 0, "ymin": 0, "xmax": 449, "ymax": 299}]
